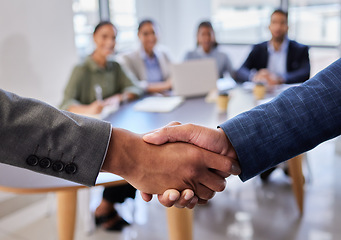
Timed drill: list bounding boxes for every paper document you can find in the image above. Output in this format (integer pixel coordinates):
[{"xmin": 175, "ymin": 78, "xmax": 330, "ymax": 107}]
[
  {"xmin": 217, "ymin": 76, "xmax": 236, "ymax": 91},
  {"xmin": 81, "ymin": 104, "xmax": 119, "ymax": 120},
  {"xmin": 134, "ymin": 96, "xmax": 184, "ymax": 113}
]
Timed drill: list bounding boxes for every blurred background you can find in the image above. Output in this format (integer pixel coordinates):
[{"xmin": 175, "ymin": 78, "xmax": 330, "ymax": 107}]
[
  {"xmin": 0, "ymin": 0, "xmax": 340, "ymax": 106},
  {"xmin": 1, "ymin": 1, "xmax": 341, "ymax": 240}
]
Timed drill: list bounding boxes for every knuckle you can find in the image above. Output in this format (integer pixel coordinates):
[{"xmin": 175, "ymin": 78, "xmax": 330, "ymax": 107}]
[
  {"xmin": 203, "ymin": 191, "xmax": 215, "ymax": 200},
  {"xmin": 169, "ymin": 121, "xmax": 181, "ymax": 126},
  {"xmin": 221, "ymin": 159, "xmax": 233, "ymax": 173},
  {"xmin": 188, "ymin": 168, "xmax": 200, "ymax": 179}
]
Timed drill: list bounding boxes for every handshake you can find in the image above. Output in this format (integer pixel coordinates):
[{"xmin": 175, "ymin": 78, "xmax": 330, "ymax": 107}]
[{"xmin": 101, "ymin": 122, "xmax": 241, "ymax": 209}]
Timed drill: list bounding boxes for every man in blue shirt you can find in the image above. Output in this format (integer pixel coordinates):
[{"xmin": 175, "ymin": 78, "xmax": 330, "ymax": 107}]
[{"xmin": 236, "ymin": 9, "xmax": 310, "ymax": 85}]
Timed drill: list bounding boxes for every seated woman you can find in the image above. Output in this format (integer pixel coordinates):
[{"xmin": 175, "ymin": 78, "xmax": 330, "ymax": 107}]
[
  {"xmin": 184, "ymin": 21, "xmax": 234, "ymax": 79},
  {"xmin": 60, "ymin": 21, "xmax": 142, "ymax": 231},
  {"xmin": 119, "ymin": 19, "xmax": 172, "ymax": 94}
]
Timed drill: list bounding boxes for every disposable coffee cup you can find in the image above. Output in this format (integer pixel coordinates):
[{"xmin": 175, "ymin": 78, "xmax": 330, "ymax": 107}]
[
  {"xmin": 253, "ymin": 83, "xmax": 266, "ymax": 100},
  {"xmin": 217, "ymin": 92, "xmax": 230, "ymax": 113}
]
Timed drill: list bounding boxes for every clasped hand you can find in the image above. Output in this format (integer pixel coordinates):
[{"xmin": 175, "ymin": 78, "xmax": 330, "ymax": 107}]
[
  {"xmin": 101, "ymin": 122, "xmax": 240, "ymax": 209},
  {"xmin": 140, "ymin": 122, "xmax": 240, "ymax": 209}
]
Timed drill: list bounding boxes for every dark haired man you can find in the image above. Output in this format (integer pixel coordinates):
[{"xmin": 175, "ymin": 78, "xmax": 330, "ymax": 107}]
[
  {"xmin": 236, "ymin": 9, "xmax": 310, "ymax": 85},
  {"xmin": 236, "ymin": 9, "xmax": 311, "ymax": 180}
]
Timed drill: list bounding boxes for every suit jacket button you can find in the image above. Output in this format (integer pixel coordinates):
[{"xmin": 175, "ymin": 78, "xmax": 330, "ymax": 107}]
[
  {"xmin": 65, "ymin": 163, "xmax": 77, "ymax": 174},
  {"xmin": 26, "ymin": 155, "xmax": 39, "ymax": 166},
  {"xmin": 39, "ymin": 157, "xmax": 51, "ymax": 168},
  {"xmin": 52, "ymin": 161, "xmax": 64, "ymax": 172}
]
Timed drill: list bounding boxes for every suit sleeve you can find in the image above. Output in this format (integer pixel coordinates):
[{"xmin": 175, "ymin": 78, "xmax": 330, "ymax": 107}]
[
  {"xmin": 285, "ymin": 45, "xmax": 310, "ymax": 84},
  {"xmin": 236, "ymin": 46, "xmax": 258, "ymax": 83},
  {"xmin": 220, "ymin": 58, "xmax": 341, "ymax": 181},
  {"xmin": 0, "ymin": 89, "xmax": 112, "ymax": 186}
]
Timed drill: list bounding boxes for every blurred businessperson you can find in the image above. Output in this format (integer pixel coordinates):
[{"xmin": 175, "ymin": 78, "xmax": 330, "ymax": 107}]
[{"xmin": 236, "ymin": 9, "xmax": 310, "ymax": 86}]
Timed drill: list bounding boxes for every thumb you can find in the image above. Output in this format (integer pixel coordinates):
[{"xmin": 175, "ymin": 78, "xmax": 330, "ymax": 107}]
[
  {"xmin": 143, "ymin": 124, "xmax": 193, "ymax": 145},
  {"xmin": 143, "ymin": 121, "xmax": 184, "ymax": 145},
  {"xmin": 143, "ymin": 129, "xmax": 169, "ymax": 145}
]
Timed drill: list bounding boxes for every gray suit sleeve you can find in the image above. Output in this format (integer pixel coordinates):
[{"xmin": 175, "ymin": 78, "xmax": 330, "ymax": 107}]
[
  {"xmin": 0, "ymin": 89, "xmax": 112, "ymax": 186},
  {"xmin": 220, "ymin": 58, "xmax": 341, "ymax": 181}
]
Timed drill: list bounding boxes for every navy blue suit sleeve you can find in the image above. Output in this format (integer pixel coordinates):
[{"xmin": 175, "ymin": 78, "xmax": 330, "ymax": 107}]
[
  {"xmin": 236, "ymin": 47, "xmax": 257, "ymax": 83},
  {"xmin": 220, "ymin": 58, "xmax": 341, "ymax": 181},
  {"xmin": 236, "ymin": 43, "xmax": 268, "ymax": 83},
  {"xmin": 285, "ymin": 45, "xmax": 310, "ymax": 84}
]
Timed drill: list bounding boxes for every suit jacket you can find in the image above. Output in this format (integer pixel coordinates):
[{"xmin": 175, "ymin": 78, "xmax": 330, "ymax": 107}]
[
  {"xmin": 0, "ymin": 89, "xmax": 111, "ymax": 186},
  {"xmin": 236, "ymin": 40, "xmax": 310, "ymax": 84},
  {"xmin": 221, "ymin": 58, "xmax": 341, "ymax": 181},
  {"xmin": 119, "ymin": 48, "xmax": 171, "ymax": 82}
]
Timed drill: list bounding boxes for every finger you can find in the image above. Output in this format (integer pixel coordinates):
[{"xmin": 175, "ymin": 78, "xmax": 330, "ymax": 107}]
[
  {"xmin": 157, "ymin": 189, "xmax": 181, "ymax": 207},
  {"xmin": 143, "ymin": 123, "xmax": 191, "ymax": 145},
  {"xmin": 95, "ymin": 100, "xmax": 106, "ymax": 106},
  {"xmin": 204, "ymin": 153, "xmax": 241, "ymax": 175},
  {"xmin": 195, "ymin": 183, "xmax": 216, "ymax": 200},
  {"xmin": 185, "ymin": 195, "xmax": 199, "ymax": 209},
  {"xmin": 198, "ymin": 198, "xmax": 208, "ymax": 205},
  {"xmin": 199, "ymin": 170, "xmax": 226, "ymax": 193},
  {"xmin": 211, "ymin": 169, "xmax": 231, "ymax": 178},
  {"xmin": 140, "ymin": 192, "xmax": 153, "ymax": 202},
  {"xmin": 173, "ymin": 189, "xmax": 195, "ymax": 208}
]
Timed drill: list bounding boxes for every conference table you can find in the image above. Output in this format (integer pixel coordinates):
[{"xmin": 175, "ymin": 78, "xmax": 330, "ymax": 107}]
[
  {"xmin": 105, "ymin": 95, "xmax": 229, "ymax": 240},
  {"xmin": 104, "ymin": 84, "xmax": 305, "ymax": 240},
  {"xmin": 0, "ymin": 84, "xmax": 305, "ymax": 240}
]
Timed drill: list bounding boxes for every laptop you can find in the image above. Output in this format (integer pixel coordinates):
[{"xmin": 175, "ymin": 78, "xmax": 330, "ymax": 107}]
[{"xmin": 171, "ymin": 58, "xmax": 218, "ymax": 98}]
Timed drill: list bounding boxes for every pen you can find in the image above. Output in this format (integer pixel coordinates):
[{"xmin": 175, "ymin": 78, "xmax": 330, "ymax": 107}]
[{"xmin": 94, "ymin": 84, "xmax": 103, "ymax": 101}]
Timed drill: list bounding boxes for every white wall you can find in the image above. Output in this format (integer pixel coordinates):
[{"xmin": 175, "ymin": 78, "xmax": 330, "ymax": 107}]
[{"xmin": 0, "ymin": 0, "xmax": 78, "ymax": 106}]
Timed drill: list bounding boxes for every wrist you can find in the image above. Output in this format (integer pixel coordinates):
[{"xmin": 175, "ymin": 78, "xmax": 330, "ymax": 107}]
[
  {"xmin": 101, "ymin": 128, "xmax": 127, "ymax": 176},
  {"xmin": 217, "ymin": 128, "xmax": 237, "ymax": 160}
]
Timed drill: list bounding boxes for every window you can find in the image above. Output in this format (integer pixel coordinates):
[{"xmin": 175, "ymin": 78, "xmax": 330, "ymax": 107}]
[
  {"xmin": 109, "ymin": 0, "xmax": 138, "ymax": 52},
  {"xmin": 289, "ymin": 0, "xmax": 340, "ymax": 46},
  {"xmin": 72, "ymin": 0, "xmax": 137, "ymax": 58},
  {"xmin": 211, "ymin": 0, "xmax": 281, "ymax": 44},
  {"xmin": 212, "ymin": 0, "xmax": 341, "ymax": 47},
  {"xmin": 72, "ymin": 0, "xmax": 100, "ymax": 58}
]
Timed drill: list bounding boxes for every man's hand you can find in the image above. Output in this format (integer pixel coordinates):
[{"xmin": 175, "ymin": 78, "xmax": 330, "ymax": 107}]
[
  {"xmin": 253, "ymin": 69, "xmax": 283, "ymax": 86},
  {"xmin": 101, "ymin": 127, "xmax": 240, "ymax": 201},
  {"xmin": 143, "ymin": 122, "xmax": 237, "ymax": 159},
  {"xmin": 68, "ymin": 100, "xmax": 105, "ymax": 115},
  {"xmin": 141, "ymin": 123, "xmax": 240, "ymax": 208}
]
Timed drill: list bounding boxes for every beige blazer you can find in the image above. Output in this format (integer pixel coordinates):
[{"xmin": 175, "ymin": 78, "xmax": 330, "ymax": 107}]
[{"xmin": 119, "ymin": 47, "xmax": 172, "ymax": 82}]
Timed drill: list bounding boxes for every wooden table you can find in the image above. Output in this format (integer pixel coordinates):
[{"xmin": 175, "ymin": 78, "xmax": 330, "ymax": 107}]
[{"xmin": 0, "ymin": 163, "xmax": 126, "ymax": 240}]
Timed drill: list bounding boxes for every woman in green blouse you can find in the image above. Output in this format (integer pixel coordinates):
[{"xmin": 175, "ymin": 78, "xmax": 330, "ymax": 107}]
[
  {"xmin": 60, "ymin": 21, "xmax": 142, "ymax": 114},
  {"xmin": 60, "ymin": 21, "xmax": 141, "ymax": 231}
]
